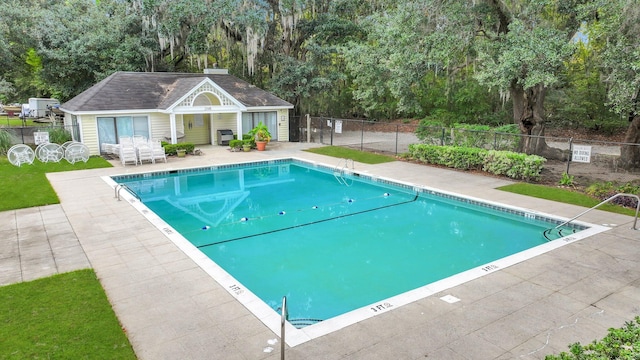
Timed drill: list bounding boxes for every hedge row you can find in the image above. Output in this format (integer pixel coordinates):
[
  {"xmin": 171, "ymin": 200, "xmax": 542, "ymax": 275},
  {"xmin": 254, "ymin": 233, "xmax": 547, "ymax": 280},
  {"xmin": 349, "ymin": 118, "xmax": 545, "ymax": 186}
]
[
  {"xmin": 162, "ymin": 142, "xmax": 195, "ymax": 155},
  {"xmin": 406, "ymin": 144, "xmax": 546, "ymax": 181}
]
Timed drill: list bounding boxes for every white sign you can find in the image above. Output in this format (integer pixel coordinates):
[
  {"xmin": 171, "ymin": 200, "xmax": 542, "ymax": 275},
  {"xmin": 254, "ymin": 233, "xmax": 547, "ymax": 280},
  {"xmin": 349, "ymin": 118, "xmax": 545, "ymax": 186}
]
[
  {"xmin": 335, "ymin": 120, "xmax": 343, "ymax": 134},
  {"xmin": 34, "ymin": 131, "xmax": 49, "ymax": 145},
  {"xmin": 572, "ymin": 145, "xmax": 592, "ymax": 163}
]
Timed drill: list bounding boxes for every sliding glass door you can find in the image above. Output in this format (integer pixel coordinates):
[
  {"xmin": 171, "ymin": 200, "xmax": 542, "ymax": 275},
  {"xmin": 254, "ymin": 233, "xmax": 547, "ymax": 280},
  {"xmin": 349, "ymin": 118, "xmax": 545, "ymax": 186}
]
[
  {"xmin": 242, "ymin": 112, "xmax": 277, "ymax": 139},
  {"xmin": 97, "ymin": 116, "xmax": 149, "ymax": 153}
]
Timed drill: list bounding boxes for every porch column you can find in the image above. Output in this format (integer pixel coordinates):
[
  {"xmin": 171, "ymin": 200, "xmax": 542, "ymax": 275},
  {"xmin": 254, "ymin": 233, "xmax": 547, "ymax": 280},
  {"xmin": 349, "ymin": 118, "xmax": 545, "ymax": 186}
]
[
  {"xmin": 170, "ymin": 113, "xmax": 177, "ymax": 144},
  {"xmin": 236, "ymin": 111, "xmax": 243, "ymax": 139}
]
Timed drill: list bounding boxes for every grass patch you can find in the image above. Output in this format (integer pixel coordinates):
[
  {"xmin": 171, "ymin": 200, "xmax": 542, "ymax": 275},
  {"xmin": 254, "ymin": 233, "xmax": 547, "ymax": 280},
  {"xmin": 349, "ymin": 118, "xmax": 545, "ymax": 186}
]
[
  {"xmin": 498, "ymin": 183, "xmax": 637, "ymax": 216},
  {"xmin": 0, "ymin": 269, "xmax": 136, "ymax": 359},
  {"xmin": 0, "ymin": 156, "xmax": 112, "ymax": 211},
  {"xmin": 304, "ymin": 146, "xmax": 396, "ymax": 164}
]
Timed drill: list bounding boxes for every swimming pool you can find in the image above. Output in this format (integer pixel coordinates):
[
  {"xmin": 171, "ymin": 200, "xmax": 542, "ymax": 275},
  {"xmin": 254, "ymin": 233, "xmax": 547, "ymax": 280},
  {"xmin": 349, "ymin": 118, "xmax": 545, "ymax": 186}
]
[{"xmin": 108, "ymin": 158, "xmax": 608, "ymax": 346}]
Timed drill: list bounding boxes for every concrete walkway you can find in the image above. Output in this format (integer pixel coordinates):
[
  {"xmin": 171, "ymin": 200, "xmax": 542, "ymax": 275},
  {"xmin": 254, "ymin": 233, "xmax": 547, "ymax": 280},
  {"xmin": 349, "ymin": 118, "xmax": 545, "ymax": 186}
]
[{"xmin": 2, "ymin": 142, "xmax": 639, "ymax": 359}]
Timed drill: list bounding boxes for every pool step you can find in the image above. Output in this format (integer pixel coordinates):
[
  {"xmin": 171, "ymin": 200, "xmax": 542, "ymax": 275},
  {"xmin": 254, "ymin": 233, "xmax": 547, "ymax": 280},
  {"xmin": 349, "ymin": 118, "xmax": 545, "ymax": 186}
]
[
  {"xmin": 543, "ymin": 227, "xmax": 578, "ymax": 241},
  {"xmin": 288, "ymin": 318, "xmax": 323, "ymax": 329}
]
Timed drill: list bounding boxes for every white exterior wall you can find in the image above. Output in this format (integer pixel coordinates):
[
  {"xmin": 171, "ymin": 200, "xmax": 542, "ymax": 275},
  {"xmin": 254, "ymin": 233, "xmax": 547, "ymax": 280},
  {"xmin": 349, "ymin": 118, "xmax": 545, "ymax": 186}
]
[
  {"xmin": 276, "ymin": 109, "xmax": 290, "ymax": 141},
  {"xmin": 213, "ymin": 113, "xmax": 239, "ymax": 143},
  {"xmin": 149, "ymin": 113, "xmax": 171, "ymax": 141},
  {"xmin": 81, "ymin": 116, "xmax": 100, "ymax": 155}
]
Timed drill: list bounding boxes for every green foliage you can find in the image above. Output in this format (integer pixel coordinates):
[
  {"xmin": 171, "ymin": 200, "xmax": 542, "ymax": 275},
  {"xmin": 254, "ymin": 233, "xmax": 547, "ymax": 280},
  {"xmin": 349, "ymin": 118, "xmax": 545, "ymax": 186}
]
[
  {"xmin": 0, "ymin": 270, "xmax": 135, "ymax": 359},
  {"xmin": 416, "ymin": 122, "xmax": 522, "ymax": 151},
  {"xmin": 47, "ymin": 127, "xmax": 72, "ymax": 144},
  {"xmin": 450, "ymin": 124, "xmax": 493, "ymax": 148},
  {"xmin": 406, "ymin": 144, "xmax": 546, "ymax": 181},
  {"xmin": 248, "ymin": 121, "xmax": 271, "ymax": 142},
  {"xmin": 585, "ymin": 181, "xmax": 640, "ymax": 208},
  {"xmin": 545, "ymin": 317, "xmax": 640, "ymax": 359},
  {"xmin": 229, "ymin": 139, "xmax": 243, "ymax": 150},
  {"xmin": 407, "ymin": 144, "xmax": 486, "ymax": 170},
  {"xmin": 497, "ymin": 183, "xmax": 638, "ymax": 216},
  {"xmin": 558, "ymin": 172, "xmax": 575, "ymax": 187},
  {"xmin": 482, "ymin": 150, "xmax": 546, "ymax": 181},
  {"xmin": 0, "ymin": 129, "xmax": 17, "ymax": 155},
  {"xmin": 163, "ymin": 142, "xmax": 195, "ymax": 155}
]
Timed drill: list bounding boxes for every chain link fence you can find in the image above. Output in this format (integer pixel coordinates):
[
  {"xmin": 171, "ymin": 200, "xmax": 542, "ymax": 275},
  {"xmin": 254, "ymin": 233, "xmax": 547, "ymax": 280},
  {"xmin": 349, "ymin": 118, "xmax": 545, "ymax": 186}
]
[
  {"xmin": 4, "ymin": 125, "xmax": 80, "ymax": 146},
  {"xmin": 298, "ymin": 116, "xmax": 640, "ymax": 185}
]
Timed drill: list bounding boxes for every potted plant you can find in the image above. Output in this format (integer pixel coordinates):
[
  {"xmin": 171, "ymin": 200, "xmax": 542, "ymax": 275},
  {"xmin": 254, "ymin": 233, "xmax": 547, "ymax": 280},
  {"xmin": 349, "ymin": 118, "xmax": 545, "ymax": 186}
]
[
  {"xmin": 242, "ymin": 139, "xmax": 252, "ymax": 152},
  {"xmin": 248, "ymin": 122, "xmax": 271, "ymax": 151}
]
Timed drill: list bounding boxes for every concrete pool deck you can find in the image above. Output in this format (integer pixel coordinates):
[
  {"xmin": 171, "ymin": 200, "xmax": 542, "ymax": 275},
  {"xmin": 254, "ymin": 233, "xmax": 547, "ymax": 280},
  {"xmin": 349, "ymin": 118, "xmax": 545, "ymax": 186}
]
[{"xmin": 1, "ymin": 142, "xmax": 639, "ymax": 359}]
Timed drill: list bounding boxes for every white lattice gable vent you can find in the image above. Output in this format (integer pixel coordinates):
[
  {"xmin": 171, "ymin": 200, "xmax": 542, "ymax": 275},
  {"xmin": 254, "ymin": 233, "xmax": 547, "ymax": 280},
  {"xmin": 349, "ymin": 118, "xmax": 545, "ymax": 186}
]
[{"xmin": 177, "ymin": 82, "xmax": 236, "ymax": 107}]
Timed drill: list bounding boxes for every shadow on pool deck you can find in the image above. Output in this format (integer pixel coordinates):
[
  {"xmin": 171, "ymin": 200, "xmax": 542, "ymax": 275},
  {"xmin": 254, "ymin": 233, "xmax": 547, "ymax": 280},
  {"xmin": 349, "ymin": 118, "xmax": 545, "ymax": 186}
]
[{"xmin": 2, "ymin": 142, "xmax": 639, "ymax": 359}]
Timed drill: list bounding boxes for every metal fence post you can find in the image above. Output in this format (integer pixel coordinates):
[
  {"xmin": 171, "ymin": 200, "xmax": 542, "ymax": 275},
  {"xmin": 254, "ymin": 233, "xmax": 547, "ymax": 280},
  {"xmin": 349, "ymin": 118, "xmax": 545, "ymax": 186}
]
[
  {"xmin": 360, "ymin": 120, "xmax": 365, "ymax": 151},
  {"xmin": 566, "ymin": 137, "xmax": 573, "ymax": 174},
  {"xmin": 441, "ymin": 127, "xmax": 445, "ymax": 146},
  {"xmin": 330, "ymin": 118, "xmax": 334, "ymax": 146},
  {"xmin": 319, "ymin": 117, "xmax": 324, "ymax": 144},
  {"xmin": 395, "ymin": 124, "xmax": 399, "ymax": 155}
]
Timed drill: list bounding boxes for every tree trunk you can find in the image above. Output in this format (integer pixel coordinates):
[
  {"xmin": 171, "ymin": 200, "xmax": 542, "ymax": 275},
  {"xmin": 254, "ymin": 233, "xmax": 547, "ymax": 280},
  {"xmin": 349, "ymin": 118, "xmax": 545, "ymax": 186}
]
[
  {"xmin": 619, "ymin": 115, "xmax": 640, "ymax": 169},
  {"xmin": 510, "ymin": 83, "xmax": 564, "ymax": 160}
]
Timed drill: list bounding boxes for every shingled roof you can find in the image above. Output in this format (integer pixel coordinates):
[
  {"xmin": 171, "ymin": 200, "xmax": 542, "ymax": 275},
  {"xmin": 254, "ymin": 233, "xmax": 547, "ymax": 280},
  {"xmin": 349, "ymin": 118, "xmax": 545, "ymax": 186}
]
[{"xmin": 61, "ymin": 71, "xmax": 293, "ymax": 112}]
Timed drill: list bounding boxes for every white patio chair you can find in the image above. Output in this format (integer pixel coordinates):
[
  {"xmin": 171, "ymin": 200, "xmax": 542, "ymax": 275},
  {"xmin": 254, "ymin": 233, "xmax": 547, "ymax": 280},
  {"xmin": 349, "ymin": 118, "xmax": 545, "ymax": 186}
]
[
  {"xmin": 150, "ymin": 140, "xmax": 167, "ymax": 163},
  {"xmin": 36, "ymin": 143, "xmax": 64, "ymax": 163},
  {"xmin": 61, "ymin": 141, "xmax": 77, "ymax": 151},
  {"xmin": 64, "ymin": 143, "xmax": 90, "ymax": 164},
  {"xmin": 136, "ymin": 142, "xmax": 154, "ymax": 164},
  {"xmin": 7, "ymin": 144, "xmax": 36, "ymax": 167},
  {"xmin": 133, "ymin": 135, "xmax": 147, "ymax": 148},
  {"xmin": 119, "ymin": 142, "xmax": 137, "ymax": 166}
]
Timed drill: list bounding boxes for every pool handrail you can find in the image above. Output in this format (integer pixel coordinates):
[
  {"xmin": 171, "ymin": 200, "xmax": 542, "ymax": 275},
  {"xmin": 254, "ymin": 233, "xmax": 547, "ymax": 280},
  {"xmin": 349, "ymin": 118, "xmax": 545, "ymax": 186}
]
[
  {"xmin": 281, "ymin": 296, "xmax": 287, "ymax": 360},
  {"xmin": 554, "ymin": 193, "xmax": 639, "ymax": 230},
  {"xmin": 334, "ymin": 158, "xmax": 354, "ymax": 186},
  {"xmin": 115, "ymin": 183, "xmax": 141, "ymax": 202}
]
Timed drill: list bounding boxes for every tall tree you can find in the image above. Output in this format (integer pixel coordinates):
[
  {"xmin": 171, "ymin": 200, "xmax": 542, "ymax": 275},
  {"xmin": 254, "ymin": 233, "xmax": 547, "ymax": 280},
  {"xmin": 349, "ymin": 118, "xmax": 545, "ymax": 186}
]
[
  {"xmin": 585, "ymin": 0, "xmax": 640, "ymax": 168},
  {"xmin": 345, "ymin": 0, "xmax": 584, "ymax": 157},
  {"xmin": 36, "ymin": 0, "xmax": 149, "ymax": 100}
]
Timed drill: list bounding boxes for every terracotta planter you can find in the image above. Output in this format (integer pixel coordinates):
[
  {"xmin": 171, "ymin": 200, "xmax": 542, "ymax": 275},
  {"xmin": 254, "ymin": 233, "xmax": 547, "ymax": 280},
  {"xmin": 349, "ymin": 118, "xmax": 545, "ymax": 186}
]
[{"xmin": 256, "ymin": 141, "xmax": 267, "ymax": 151}]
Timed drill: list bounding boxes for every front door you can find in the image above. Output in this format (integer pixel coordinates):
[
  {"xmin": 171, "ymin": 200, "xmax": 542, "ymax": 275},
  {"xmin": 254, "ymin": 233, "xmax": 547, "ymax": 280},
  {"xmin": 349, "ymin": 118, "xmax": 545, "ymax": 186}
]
[{"xmin": 183, "ymin": 114, "xmax": 211, "ymax": 145}]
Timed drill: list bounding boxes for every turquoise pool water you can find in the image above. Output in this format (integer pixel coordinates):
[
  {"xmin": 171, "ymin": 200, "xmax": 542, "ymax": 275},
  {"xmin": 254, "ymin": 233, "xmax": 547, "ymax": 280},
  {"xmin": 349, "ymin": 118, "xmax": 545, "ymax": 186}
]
[{"xmin": 115, "ymin": 160, "xmax": 584, "ymax": 326}]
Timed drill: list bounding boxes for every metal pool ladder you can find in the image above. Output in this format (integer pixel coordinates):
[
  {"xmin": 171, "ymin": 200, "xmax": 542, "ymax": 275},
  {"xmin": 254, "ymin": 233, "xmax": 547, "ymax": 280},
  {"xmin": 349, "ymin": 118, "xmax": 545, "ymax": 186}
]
[
  {"xmin": 549, "ymin": 193, "xmax": 639, "ymax": 235},
  {"xmin": 281, "ymin": 296, "xmax": 287, "ymax": 360},
  {"xmin": 334, "ymin": 158, "xmax": 354, "ymax": 186}
]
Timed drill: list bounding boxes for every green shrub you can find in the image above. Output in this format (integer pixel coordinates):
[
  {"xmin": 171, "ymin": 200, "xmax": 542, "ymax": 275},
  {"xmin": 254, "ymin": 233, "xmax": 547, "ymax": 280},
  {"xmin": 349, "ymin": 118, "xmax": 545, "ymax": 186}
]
[
  {"xmin": 451, "ymin": 123, "xmax": 493, "ymax": 148},
  {"xmin": 415, "ymin": 120, "xmax": 447, "ymax": 145},
  {"xmin": 493, "ymin": 124, "xmax": 520, "ymax": 134},
  {"xmin": 47, "ymin": 127, "xmax": 72, "ymax": 144},
  {"xmin": 406, "ymin": 144, "xmax": 545, "ymax": 181},
  {"xmin": 407, "ymin": 144, "xmax": 486, "ymax": 170},
  {"xmin": 0, "ymin": 129, "xmax": 17, "ymax": 155},
  {"xmin": 558, "ymin": 172, "xmax": 575, "ymax": 187},
  {"xmin": 229, "ymin": 139, "xmax": 243, "ymax": 150},
  {"xmin": 163, "ymin": 142, "xmax": 195, "ymax": 155},
  {"xmin": 585, "ymin": 181, "xmax": 640, "ymax": 209},
  {"xmin": 545, "ymin": 316, "xmax": 640, "ymax": 359},
  {"xmin": 483, "ymin": 150, "xmax": 546, "ymax": 181}
]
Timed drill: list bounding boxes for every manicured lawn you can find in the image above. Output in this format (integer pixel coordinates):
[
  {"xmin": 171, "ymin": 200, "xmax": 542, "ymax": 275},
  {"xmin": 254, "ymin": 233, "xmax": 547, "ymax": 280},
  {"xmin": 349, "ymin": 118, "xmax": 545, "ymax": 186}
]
[
  {"xmin": 0, "ymin": 156, "xmax": 112, "ymax": 211},
  {"xmin": 0, "ymin": 269, "xmax": 136, "ymax": 359},
  {"xmin": 304, "ymin": 146, "xmax": 396, "ymax": 164},
  {"xmin": 497, "ymin": 182, "xmax": 637, "ymax": 216}
]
